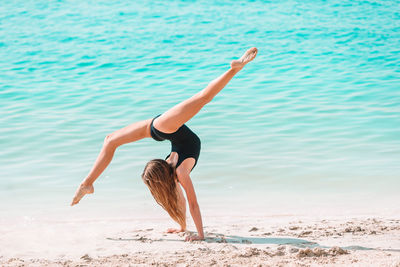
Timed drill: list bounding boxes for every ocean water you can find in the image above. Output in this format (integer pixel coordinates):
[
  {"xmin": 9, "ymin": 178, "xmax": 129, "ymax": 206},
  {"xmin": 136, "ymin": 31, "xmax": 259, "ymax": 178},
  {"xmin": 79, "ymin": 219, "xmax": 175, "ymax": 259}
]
[{"xmin": 1, "ymin": 0, "xmax": 399, "ymax": 220}]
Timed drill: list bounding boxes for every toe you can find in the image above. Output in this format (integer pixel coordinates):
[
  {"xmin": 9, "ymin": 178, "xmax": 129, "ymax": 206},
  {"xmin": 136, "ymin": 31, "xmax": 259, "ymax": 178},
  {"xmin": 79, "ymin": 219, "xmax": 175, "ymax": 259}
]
[
  {"xmin": 249, "ymin": 47, "xmax": 257, "ymax": 56},
  {"xmin": 245, "ymin": 47, "xmax": 257, "ymax": 62}
]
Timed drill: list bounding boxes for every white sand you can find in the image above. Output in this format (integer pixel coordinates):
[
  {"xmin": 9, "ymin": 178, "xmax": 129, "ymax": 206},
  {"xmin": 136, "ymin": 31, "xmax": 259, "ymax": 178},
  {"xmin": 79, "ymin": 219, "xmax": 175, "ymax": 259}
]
[{"xmin": 1, "ymin": 214, "xmax": 400, "ymax": 266}]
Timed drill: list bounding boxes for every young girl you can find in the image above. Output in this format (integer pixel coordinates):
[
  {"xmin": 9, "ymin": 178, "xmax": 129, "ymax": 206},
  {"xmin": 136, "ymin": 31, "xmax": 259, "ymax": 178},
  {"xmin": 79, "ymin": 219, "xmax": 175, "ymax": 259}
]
[{"xmin": 71, "ymin": 47, "xmax": 258, "ymax": 241}]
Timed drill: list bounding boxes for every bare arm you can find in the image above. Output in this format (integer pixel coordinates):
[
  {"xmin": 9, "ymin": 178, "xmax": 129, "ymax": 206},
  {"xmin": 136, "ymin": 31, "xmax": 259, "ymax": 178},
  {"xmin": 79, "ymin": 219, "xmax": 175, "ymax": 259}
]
[
  {"xmin": 176, "ymin": 167, "xmax": 204, "ymax": 240},
  {"xmin": 71, "ymin": 118, "xmax": 152, "ymax": 205}
]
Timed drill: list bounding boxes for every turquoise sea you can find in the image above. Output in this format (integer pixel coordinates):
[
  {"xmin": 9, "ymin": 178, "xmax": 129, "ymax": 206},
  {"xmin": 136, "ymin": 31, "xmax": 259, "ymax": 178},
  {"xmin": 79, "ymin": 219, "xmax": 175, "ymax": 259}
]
[{"xmin": 1, "ymin": 0, "xmax": 399, "ymax": 219}]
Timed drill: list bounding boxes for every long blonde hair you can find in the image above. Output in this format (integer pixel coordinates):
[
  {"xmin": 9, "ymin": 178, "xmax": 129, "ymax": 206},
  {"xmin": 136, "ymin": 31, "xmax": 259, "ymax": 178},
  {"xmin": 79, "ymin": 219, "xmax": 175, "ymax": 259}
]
[{"xmin": 142, "ymin": 159, "xmax": 186, "ymax": 230}]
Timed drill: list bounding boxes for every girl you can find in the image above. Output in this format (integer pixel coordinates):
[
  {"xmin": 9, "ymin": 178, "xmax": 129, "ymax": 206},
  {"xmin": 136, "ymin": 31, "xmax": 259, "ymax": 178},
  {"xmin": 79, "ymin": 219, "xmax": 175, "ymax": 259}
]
[{"xmin": 71, "ymin": 47, "xmax": 258, "ymax": 241}]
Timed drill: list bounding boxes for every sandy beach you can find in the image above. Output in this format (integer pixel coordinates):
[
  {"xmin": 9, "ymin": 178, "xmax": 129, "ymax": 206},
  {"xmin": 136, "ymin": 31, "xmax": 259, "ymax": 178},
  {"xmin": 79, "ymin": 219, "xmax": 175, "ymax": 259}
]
[
  {"xmin": 2, "ymin": 1, "xmax": 400, "ymax": 267},
  {"xmin": 2, "ymin": 214, "xmax": 400, "ymax": 267}
]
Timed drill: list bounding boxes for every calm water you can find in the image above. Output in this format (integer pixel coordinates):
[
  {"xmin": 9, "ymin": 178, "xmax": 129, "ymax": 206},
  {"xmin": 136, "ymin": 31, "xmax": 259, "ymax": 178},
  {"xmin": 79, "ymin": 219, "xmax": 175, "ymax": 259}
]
[{"xmin": 1, "ymin": 0, "xmax": 399, "ymax": 217}]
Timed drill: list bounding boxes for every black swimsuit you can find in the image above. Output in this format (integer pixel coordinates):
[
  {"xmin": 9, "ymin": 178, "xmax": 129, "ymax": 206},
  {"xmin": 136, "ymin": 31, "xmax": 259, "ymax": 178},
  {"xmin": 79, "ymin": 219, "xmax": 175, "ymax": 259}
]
[{"xmin": 150, "ymin": 114, "xmax": 201, "ymax": 171}]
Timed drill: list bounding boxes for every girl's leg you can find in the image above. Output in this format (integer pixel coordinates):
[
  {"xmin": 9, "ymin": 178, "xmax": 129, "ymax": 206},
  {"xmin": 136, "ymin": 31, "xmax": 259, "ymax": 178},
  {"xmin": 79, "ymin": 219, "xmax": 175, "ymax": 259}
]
[
  {"xmin": 71, "ymin": 119, "xmax": 152, "ymax": 206},
  {"xmin": 71, "ymin": 47, "xmax": 257, "ymax": 206},
  {"xmin": 154, "ymin": 47, "xmax": 257, "ymax": 133}
]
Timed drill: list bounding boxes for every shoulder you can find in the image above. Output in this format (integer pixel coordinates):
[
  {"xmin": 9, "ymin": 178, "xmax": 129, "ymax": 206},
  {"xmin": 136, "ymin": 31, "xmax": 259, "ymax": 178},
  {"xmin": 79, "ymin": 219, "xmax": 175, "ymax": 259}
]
[
  {"xmin": 176, "ymin": 166, "xmax": 190, "ymax": 180},
  {"xmin": 176, "ymin": 160, "xmax": 194, "ymax": 185},
  {"xmin": 176, "ymin": 158, "xmax": 195, "ymax": 177}
]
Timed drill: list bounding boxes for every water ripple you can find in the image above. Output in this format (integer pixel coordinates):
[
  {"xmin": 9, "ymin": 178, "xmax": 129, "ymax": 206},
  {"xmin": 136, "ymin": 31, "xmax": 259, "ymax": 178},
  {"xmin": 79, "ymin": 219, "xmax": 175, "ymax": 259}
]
[{"xmin": 0, "ymin": 0, "xmax": 399, "ymax": 198}]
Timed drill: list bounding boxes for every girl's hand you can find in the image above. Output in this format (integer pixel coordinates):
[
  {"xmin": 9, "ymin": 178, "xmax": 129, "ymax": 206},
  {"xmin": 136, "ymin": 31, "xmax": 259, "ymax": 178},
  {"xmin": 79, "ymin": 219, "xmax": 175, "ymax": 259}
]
[{"xmin": 185, "ymin": 234, "xmax": 204, "ymax": 242}]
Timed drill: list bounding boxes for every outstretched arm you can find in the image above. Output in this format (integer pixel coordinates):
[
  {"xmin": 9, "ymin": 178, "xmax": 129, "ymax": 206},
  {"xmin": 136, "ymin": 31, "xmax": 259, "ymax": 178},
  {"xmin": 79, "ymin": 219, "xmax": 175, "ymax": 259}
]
[
  {"xmin": 71, "ymin": 118, "xmax": 152, "ymax": 206},
  {"xmin": 176, "ymin": 167, "xmax": 204, "ymax": 241}
]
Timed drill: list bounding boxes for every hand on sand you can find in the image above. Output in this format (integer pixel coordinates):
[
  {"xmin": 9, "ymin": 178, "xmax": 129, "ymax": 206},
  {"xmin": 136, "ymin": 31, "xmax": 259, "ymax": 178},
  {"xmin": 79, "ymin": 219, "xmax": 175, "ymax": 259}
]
[
  {"xmin": 185, "ymin": 234, "xmax": 204, "ymax": 242},
  {"xmin": 231, "ymin": 47, "xmax": 258, "ymax": 70},
  {"xmin": 71, "ymin": 183, "xmax": 94, "ymax": 206},
  {"xmin": 165, "ymin": 228, "xmax": 185, "ymax": 234}
]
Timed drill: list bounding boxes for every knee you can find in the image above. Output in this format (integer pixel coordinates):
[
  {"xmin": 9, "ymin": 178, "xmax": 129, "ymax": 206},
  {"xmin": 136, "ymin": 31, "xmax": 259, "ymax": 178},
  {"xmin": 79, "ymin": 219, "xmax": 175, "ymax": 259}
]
[
  {"xmin": 104, "ymin": 134, "xmax": 117, "ymax": 151},
  {"xmin": 199, "ymin": 91, "xmax": 213, "ymax": 104}
]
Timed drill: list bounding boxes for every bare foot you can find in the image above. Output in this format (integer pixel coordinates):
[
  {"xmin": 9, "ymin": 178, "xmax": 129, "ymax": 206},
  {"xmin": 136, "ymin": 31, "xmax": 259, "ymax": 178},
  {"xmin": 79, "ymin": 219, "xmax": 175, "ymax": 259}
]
[
  {"xmin": 71, "ymin": 183, "xmax": 94, "ymax": 206},
  {"xmin": 231, "ymin": 47, "xmax": 258, "ymax": 70},
  {"xmin": 166, "ymin": 228, "xmax": 185, "ymax": 234}
]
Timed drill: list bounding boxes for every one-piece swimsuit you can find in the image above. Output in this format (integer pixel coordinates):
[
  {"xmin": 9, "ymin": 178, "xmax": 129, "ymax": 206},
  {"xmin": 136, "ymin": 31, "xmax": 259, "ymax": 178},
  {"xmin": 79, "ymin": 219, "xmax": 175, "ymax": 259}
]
[{"xmin": 150, "ymin": 114, "xmax": 201, "ymax": 171}]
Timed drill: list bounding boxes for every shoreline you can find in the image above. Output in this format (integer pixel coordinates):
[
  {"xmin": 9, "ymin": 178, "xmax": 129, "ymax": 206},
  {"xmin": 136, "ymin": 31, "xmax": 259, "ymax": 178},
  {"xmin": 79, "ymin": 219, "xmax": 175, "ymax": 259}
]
[{"xmin": 1, "ymin": 188, "xmax": 399, "ymax": 266}]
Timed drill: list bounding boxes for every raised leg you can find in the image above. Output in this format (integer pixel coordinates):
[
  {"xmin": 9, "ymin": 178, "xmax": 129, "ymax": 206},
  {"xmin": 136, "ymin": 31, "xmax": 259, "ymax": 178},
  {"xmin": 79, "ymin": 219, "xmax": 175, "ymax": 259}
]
[{"xmin": 154, "ymin": 47, "xmax": 258, "ymax": 133}]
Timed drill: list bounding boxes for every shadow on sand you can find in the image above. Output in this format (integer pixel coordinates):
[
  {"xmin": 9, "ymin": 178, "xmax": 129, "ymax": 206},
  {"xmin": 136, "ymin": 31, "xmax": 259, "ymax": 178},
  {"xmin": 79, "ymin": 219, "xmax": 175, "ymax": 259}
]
[{"xmin": 106, "ymin": 232, "xmax": 383, "ymax": 252}]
